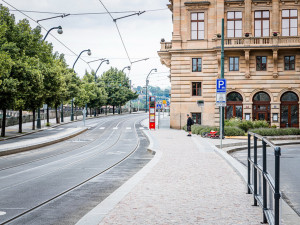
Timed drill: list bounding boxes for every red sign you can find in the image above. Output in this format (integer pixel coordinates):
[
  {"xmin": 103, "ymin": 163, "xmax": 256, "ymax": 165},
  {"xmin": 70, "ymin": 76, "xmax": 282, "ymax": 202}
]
[{"xmin": 149, "ymin": 96, "xmax": 156, "ymax": 130}]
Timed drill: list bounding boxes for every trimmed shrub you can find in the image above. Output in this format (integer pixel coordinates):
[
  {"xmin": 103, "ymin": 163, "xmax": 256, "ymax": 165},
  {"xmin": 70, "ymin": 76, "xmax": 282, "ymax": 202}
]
[
  {"xmin": 224, "ymin": 126, "xmax": 245, "ymax": 136},
  {"xmin": 183, "ymin": 125, "xmax": 187, "ymax": 131},
  {"xmin": 252, "ymin": 120, "xmax": 269, "ymax": 129},
  {"xmin": 250, "ymin": 128, "xmax": 300, "ymax": 136},
  {"xmin": 238, "ymin": 120, "xmax": 254, "ymax": 132},
  {"xmin": 225, "ymin": 118, "xmax": 241, "ymax": 127}
]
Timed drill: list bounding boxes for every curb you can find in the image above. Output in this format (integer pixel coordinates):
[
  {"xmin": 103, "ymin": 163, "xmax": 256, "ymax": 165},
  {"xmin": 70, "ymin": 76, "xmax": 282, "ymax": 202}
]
[
  {"xmin": 75, "ymin": 122, "xmax": 161, "ymax": 225},
  {"xmin": 0, "ymin": 128, "xmax": 88, "ymax": 157},
  {"xmin": 0, "ymin": 113, "xmax": 128, "ymax": 142},
  {"xmin": 206, "ymin": 137, "xmax": 300, "ymax": 225}
]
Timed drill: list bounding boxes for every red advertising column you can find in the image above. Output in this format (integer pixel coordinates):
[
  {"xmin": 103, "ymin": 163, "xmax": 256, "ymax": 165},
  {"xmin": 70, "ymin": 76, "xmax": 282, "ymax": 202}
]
[{"xmin": 149, "ymin": 96, "xmax": 156, "ymax": 130}]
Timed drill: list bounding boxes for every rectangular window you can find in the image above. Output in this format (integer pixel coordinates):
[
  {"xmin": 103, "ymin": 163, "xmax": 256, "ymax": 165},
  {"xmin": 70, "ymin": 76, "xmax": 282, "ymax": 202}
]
[
  {"xmin": 192, "ymin": 58, "xmax": 202, "ymax": 72},
  {"xmin": 256, "ymin": 56, "xmax": 267, "ymax": 71},
  {"xmin": 192, "ymin": 113, "xmax": 201, "ymax": 125},
  {"xmin": 227, "ymin": 11, "xmax": 242, "ymax": 38},
  {"xmin": 191, "ymin": 12, "xmax": 204, "ymax": 40},
  {"xmin": 192, "ymin": 82, "xmax": 201, "ymax": 96},
  {"xmin": 254, "ymin": 11, "xmax": 269, "ymax": 37},
  {"xmin": 284, "ymin": 56, "xmax": 295, "ymax": 70},
  {"xmin": 229, "ymin": 57, "xmax": 239, "ymax": 71},
  {"xmin": 282, "ymin": 9, "xmax": 298, "ymax": 36}
]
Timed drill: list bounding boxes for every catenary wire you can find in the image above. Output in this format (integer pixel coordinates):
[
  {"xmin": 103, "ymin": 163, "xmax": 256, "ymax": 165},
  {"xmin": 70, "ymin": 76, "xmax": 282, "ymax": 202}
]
[{"xmin": 1, "ymin": 0, "xmax": 91, "ymax": 69}]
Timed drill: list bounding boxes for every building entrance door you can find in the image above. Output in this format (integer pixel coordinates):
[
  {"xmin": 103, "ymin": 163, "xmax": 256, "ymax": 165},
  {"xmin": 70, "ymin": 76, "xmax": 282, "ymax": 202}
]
[
  {"xmin": 280, "ymin": 92, "xmax": 299, "ymax": 128},
  {"xmin": 253, "ymin": 92, "xmax": 271, "ymax": 123}
]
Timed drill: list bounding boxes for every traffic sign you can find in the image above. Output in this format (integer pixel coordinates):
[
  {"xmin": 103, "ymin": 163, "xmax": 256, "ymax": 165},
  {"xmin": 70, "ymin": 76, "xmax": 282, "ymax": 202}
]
[
  {"xmin": 216, "ymin": 79, "xmax": 226, "ymax": 93},
  {"xmin": 216, "ymin": 93, "xmax": 226, "ymax": 107},
  {"xmin": 156, "ymin": 104, "xmax": 162, "ymax": 109},
  {"xmin": 162, "ymin": 100, "xmax": 167, "ymax": 104}
]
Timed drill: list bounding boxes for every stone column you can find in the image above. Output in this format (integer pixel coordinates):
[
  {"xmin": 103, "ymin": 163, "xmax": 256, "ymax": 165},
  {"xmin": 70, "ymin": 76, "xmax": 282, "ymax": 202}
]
[
  {"xmin": 172, "ymin": 0, "xmax": 182, "ymax": 49},
  {"xmin": 272, "ymin": 0, "xmax": 280, "ymax": 34},
  {"xmin": 245, "ymin": 0, "xmax": 252, "ymax": 34},
  {"xmin": 216, "ymin": 0, "xmax": 224, "ymax": 34}
]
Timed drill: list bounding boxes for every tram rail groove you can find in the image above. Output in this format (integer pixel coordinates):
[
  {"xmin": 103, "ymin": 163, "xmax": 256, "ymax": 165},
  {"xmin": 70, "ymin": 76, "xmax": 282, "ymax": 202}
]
[{"xmin": 0, "ymin": 117, "xmax": 145, "ymax": 225}]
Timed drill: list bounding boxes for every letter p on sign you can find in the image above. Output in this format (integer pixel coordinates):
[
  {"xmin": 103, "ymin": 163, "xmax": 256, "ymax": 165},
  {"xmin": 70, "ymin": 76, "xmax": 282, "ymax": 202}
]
[{"xmin": 216, "ymin": 79, "xmax": 226, "ymax": 93}]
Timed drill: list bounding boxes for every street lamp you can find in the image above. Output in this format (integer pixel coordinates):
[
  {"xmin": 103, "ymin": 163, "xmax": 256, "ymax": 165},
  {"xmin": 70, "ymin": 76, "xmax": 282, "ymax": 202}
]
[
  {"xmin": 37, "ymin": 26, "xmax": 63, "ymax": 129},
  {"xmin": 95, "ymin": 59, "xmax": 109, "ymax": 81},
  {"xmin": 71, "ymin": 49, "xmax": 92, "ymax": 121},
  {"xmin": 122, "ymin": 66, "xmax": 131, "ymax": 72},
  {"xmin": 145, "ymin": 68, "xmax": 157, "ymax": 113}
]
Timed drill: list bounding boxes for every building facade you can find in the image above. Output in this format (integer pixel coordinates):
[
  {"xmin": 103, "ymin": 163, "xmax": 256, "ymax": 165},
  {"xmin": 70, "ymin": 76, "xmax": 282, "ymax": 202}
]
[{"xmin": 158, "ymin": 0, "xmax": 300, "ymax": 129}]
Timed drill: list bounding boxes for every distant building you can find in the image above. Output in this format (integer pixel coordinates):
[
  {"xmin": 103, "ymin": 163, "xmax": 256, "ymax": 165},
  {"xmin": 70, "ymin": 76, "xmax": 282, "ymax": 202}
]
[{"xmin": 158, "ymin": 0, "xmax": 300, "ymax": 129}]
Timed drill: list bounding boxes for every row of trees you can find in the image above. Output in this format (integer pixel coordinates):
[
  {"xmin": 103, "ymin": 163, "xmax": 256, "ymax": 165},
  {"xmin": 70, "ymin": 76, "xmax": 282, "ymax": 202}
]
[{"xmin": 0, "ymin": 6, "xmax": 138, "ymax": 137}]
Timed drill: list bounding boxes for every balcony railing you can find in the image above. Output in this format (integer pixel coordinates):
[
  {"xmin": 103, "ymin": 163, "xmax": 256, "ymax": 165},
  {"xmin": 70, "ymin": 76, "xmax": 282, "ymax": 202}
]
[
  {"xmin": 160, "ymin": 41, "xmax": 172, "ymax": 51},
  {"xmin": 220, "ymin": 36, "xmax": 300, "ymax": 48}
]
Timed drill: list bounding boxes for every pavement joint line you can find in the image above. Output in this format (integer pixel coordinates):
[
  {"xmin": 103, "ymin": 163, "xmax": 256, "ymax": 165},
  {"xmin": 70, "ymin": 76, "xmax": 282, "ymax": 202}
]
[
  {"xmin": 205, "ymin": 136, "xmax": 300, "ymax": 224},
  {"xmin": 75, "ymin": 123, "xmax": 160, "ymax": 225}
]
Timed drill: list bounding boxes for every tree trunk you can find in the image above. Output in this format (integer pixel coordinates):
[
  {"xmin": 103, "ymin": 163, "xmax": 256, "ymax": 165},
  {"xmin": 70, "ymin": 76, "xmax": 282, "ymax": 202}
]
[
  {"xmin": 113, "ymin": 105, "xmax": 115, "ymax": 114},
  {"xmin": 18, "ymin": 109, "xmax": 22, "ymax": 133},
  {"xmin": 1, "ymin": 108, "xmax": 6, "ymax": 137},
  {"xmin": 105, "ymin": 106, "xmax": 107, "ymax": 115},
  {"xmin": 47, "ymin": 106, "xmax": 50, "ymax": 124},
  {"xmin": 118, "ymin": 105, "xmax": 120, "ymax": 114},
  {"xmin": 55, "ymin": 106, "xmax": 59, "ymax": 124},
  {"xmin": 32, "ymin": 109, "xmax": 36, "ymax": 130}
]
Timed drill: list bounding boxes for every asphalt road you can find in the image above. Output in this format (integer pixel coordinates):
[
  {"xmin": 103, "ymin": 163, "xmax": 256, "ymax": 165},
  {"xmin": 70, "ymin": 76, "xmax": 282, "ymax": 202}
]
[
  {"xmin": 0, "ymin": 113, "xmax": 152, "ymax": 225},
  {"xmin": 231, "ymin": 144, "xmax": 300, "ymax": 216}
]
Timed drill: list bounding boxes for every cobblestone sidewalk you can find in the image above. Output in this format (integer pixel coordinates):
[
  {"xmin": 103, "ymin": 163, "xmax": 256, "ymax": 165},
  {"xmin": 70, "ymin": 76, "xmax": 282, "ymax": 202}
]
[{"xmin": 100, "ymin": 129, "xmax": 262, "ymax": 225}]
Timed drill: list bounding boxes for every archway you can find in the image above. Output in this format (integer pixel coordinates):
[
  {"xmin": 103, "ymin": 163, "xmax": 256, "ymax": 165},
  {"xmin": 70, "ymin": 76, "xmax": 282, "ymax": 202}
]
[
  {"xmin": 253, "ymin": 92, "xmax": 271, "ymax": 122},
  {"xmin": 280, "ymin": 91, "xmax": 299, "ymax": 128},
  {"xmin": 226, "ymin": 92, "xmax": 243, "ymax": 119}
]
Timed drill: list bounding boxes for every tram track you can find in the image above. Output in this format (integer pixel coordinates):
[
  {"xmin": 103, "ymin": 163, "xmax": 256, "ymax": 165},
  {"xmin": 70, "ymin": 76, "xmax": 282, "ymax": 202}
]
[{"xmin": 0, "ymin": 115, "xmax": 146, "ymax": 225}]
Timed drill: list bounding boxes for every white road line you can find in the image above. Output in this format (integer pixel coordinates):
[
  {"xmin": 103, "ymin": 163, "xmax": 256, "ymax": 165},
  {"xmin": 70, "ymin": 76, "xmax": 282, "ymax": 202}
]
[
  {"xmin": 126, "ymin": 127, "xmax": 131, "ymax": 130},
  {"xmin": 99, "ymin": 127, "xmax": 105, "ymax": 130},
  {"xmin": 139, "ymin": 127, "xmax": 144, "ymax": 130},
  {"xmin": 0, "ymin": 211, "xmax": 6, "ymax": 216},
  {"xmin": 113, "ymin": 127, "xmax": 118, "ymax": 130}
]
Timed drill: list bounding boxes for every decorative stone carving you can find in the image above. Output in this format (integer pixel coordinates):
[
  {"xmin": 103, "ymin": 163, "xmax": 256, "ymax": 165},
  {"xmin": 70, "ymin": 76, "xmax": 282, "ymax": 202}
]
[
  {"xmin": 184, "ymin": 1, "xmax": 210, "ymax": 10},
  {"xmin": 273, "ymin": 49, "xmax": 278, "ymax": 78}
]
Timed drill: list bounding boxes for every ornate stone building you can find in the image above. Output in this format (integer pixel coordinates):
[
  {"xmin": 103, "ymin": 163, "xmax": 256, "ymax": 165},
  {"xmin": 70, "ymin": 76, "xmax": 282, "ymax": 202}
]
[{"xmin": 158, "ymin": 0, "xmax": 300, "ymax": 129}]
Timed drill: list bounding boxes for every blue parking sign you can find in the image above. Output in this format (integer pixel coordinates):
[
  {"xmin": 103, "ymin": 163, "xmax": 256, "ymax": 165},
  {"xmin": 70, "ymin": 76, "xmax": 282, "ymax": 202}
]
[{"xmin": 216, "ymin": 79, "xmax": 226, "ymax": 93}]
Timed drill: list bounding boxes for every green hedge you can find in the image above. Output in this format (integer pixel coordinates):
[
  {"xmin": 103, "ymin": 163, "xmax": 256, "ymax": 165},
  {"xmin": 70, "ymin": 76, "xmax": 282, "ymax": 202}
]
[
  {"xmin": 250, "ymin": 128, "xmax": 300, "ymax": 136},
  {"xmin": 225, "ymin": 118, "xmax": 269, "ymax": 132},
  {"xmin": 224, "ymin": 126, "xmax": 245, "ymax": 136}
]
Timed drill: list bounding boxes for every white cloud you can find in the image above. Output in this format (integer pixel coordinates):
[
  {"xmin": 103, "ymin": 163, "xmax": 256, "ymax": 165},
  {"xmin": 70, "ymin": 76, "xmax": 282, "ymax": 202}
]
[{"xmin": 4, "ymin": 0, "xmax": 172, "ymax": 88}]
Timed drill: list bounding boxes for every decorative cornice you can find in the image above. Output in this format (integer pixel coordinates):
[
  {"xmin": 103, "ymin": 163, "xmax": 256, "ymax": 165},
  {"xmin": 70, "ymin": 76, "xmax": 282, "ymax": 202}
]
[{"xmin": 184, "ymin": 1, "xmax": 210, "ymax": 7}]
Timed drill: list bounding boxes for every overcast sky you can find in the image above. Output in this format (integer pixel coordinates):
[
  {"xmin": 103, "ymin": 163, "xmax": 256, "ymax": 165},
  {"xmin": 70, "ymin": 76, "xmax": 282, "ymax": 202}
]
[{"xmin": 2, "ymin": 0, "xmax": 172, "ymax": 88}]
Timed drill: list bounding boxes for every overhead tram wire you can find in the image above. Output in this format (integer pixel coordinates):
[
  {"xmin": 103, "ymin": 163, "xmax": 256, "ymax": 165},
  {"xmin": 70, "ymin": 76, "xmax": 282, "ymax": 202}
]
[
  {"xmin": 97, "ymin": 0, "xmax": 133, "ymax": 65},
  {"xmin": 1, "ymin": 0, "xmax": 91, "ymax": 69},
  {"xmin": 7, "ymin": 8, "xmax": 168, "ymax": 16}
]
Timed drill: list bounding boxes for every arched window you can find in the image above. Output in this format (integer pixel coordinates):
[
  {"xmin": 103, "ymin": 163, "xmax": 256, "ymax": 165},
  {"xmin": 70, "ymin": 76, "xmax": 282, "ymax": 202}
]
[
  {"xmin": 280, "ymin": 92, "xmax": 299, "ymax": 128},
  {"xmin": 226, "ymin": 92, "xmax": 243, "ymax": 119},
  {"xmin": 253, "ymin": 92, "xmax": 271, "ymax": 122}
]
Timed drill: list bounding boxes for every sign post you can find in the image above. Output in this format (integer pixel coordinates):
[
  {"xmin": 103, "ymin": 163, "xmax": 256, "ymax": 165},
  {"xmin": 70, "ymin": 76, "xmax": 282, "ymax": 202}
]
[
  {"xmin": 216, "ymin": 78, "xmax": 226, "ymax": 149},
  {"xmin": 149, "ymin": 96, "xmax": 156, "ymax": 130}
]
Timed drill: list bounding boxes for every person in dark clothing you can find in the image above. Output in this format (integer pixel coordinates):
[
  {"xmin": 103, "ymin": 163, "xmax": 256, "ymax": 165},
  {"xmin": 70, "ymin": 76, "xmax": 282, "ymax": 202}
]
[{"xmin": 186, "ymin": 114, "xmax": 194, "ymax": 136}]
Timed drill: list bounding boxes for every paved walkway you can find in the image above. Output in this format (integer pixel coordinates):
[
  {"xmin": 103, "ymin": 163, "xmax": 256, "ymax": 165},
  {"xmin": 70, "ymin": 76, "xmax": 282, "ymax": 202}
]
[{"xmin": 99, "ymin": 126, "xmax": 262, "ymax": 224}]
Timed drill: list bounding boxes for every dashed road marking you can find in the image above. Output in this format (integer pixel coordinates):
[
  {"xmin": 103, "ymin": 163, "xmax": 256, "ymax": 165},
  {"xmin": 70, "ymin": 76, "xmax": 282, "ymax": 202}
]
[
  {"xmin": 126, "ymin": 127, "xmax": 131, "ymax": 130},
  {"xmin": 113, "ymin": 127, "xmax": 118, "ymax": 130},
  {"xmin": 99, "ymin": 127, "xmax": 105, "ymax": 130},
  {"xmin": 0, "ymin": 211, "xmax": 6, "ymax": 216},
  {"xmin": 139, "ymin": 127, "xmax": 144, "ymax": 130}
]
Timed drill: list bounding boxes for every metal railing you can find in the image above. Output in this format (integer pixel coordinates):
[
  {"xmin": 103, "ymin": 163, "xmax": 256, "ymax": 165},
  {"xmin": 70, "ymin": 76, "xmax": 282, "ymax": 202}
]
[{"xmin": 247, "ymin": 132, "xmax": 281, "ymax": 225}]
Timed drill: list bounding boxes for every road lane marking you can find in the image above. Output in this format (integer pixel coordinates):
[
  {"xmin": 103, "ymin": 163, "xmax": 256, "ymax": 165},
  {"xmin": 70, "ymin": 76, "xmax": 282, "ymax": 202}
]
[
  {"xmin": 0, "ymin": 211, "xmax": 6, "ymax": 216},
  {"xmin": 113, "ymin": 127, "xmax": 118, "ymax": 130},
  {"xmin": 99, "ymin": 127, "xmax": 105, "ymax": 130},
  {"xmin": 126, "ymin": 127, "xmax": 131, "ymax": 130},
  {"xmin": 139, "ymin": 127, "xmax": 144, "ymax": 130}
]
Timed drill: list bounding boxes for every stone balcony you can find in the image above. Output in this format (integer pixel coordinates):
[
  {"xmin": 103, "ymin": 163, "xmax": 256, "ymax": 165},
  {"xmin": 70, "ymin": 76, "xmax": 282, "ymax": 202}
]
[
  {"xmin": 160, "ymin": 41, "xmax": 172, "ymax": 51},
  {"xmin": 216, "ymin": 36, "xmax": 300, "ymax": 49}
]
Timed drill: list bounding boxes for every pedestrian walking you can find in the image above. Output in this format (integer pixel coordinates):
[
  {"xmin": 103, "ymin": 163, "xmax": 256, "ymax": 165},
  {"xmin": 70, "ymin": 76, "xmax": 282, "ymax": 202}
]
[{"xmin": 186, "ymin": 114, "xmax": 194, "ymax": 136}]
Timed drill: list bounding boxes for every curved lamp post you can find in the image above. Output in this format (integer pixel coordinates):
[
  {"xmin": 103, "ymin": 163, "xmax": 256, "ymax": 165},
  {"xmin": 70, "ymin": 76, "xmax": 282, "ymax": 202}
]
[
  {"xmin": 95, "ymin": 59, "xmax": 109, "ymax": 81},
  {"xmin": 93, "ymin": 59, "xmax": 109, "ymax": 116},
  {"xmin": 145, "ymin": 68, "xmax": 157, "ymax": 112},
  {"xmin": 122, "ymin": 66, "xmax": 131, "ymax": 72},
  {"xmin": 71, "ymin": 49, "xmax": 92, "ymax": 121},
  {"xmin": 37, "ymin": 26, "xmax": 63, "ymax": 129}
]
